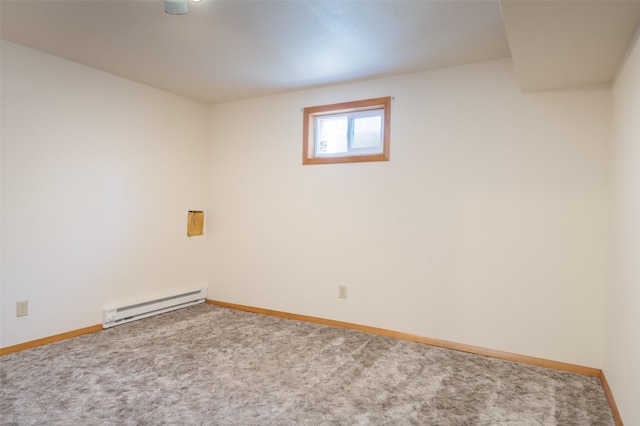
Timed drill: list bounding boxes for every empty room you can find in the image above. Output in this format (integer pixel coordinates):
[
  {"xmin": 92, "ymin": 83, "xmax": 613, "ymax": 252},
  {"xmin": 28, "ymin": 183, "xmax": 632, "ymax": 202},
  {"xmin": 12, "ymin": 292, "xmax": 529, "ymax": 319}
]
[{"xmin": 1, "ymin": 0, "xmax": 639, "ymax": 424}]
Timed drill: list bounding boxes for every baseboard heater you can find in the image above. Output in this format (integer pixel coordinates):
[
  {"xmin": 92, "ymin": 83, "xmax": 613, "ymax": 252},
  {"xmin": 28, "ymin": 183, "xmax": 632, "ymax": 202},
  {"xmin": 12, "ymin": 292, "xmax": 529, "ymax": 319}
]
[{"xmin": 102, "ymin": 287, "xmax": 207, "ymax": 329}]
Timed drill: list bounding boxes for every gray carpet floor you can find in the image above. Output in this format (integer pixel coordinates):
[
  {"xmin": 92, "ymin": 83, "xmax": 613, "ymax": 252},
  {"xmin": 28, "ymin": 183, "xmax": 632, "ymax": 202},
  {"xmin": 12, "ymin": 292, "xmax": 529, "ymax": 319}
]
[{"xmin": 0, "ymin": 303, "xmax": 614, "ymax": 425}]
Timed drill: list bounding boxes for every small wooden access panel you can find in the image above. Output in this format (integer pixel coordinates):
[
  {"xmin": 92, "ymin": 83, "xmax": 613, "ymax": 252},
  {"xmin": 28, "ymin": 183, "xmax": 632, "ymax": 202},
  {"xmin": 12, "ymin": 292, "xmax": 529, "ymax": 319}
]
[{"xmin": 187, "ymin": 211, "xmax": 204, "ymax": 237}]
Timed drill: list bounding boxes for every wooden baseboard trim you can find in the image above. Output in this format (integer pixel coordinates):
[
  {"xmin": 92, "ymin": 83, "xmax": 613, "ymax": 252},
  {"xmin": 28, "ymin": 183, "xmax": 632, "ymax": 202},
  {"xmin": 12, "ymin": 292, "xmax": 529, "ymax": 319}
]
[
  {"xmin": 599, "ymin": 371, "xmax": 624, "ymax": 425},
  {"xmin": 206, "ymin": 299, "xmax": 601, "ymax": 377},
  {"xmin": 0, "ymin": 324, "xmax": 103, "ymax": 356}
]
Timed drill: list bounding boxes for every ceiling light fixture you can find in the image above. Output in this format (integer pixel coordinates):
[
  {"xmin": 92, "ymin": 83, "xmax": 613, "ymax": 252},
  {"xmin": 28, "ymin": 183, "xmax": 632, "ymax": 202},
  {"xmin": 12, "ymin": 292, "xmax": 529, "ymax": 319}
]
[{"xmin": 164, "ymin": 0, "xmax": 188, "ymax": 15}]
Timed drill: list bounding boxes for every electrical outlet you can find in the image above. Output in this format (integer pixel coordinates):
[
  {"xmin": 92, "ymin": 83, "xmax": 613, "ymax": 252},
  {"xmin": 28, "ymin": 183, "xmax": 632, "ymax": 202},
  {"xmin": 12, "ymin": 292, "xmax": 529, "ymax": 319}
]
[
  {"xmin": 339, "ymin": 285, "xmax": 347, "ymax": 299},
  {"xmin": 16, "ymin": 300, "xmax": 28, "ymax": 317}
]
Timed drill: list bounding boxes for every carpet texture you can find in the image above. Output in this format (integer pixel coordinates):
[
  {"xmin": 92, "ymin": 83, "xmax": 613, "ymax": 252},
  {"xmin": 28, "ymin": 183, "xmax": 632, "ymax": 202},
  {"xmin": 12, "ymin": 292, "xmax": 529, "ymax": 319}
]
[{"xmin": 0, "ymin": 304, "xmax": 614, "ymax": 425}]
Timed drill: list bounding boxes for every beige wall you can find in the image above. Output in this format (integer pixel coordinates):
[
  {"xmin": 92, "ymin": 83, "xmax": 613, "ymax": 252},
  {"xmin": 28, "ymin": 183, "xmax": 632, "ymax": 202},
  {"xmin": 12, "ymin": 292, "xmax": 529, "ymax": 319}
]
[
  {"xmin": 0, "ymin": 41, "xmax": 209, "ymax": 347},
  {"xmin": 606, "ymin": 31, "xmax": 640, "ymax": 425},
  {"xmin": 1, "ymin": 38, "xmax": 620, "ymax": 379},
  {"xmin": 207, "ymin": 58, "xmax": 611, "ymax": 368}
]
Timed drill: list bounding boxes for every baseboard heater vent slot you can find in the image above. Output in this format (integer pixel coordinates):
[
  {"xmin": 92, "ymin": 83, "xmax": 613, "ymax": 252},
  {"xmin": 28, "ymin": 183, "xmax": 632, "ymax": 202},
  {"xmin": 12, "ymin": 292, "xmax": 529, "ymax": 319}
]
[{"xmin": 102, "ymin": 287, "xmax": 207, "ymax": 328}]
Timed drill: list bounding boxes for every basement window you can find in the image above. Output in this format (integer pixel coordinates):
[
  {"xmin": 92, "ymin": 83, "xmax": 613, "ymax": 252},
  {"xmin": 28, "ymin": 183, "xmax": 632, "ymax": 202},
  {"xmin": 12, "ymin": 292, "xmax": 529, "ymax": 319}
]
[{"xmin": 303, "ymin": 97, "xmax": 391, "ymax": 165}]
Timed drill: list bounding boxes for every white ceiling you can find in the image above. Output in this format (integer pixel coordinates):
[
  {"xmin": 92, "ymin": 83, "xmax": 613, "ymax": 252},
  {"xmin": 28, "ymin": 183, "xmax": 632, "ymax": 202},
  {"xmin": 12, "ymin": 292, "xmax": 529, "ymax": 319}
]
[
  {"xmin": 1, "ymin": 0, "xmax": 639, "ymax": 104},
  {"xmin": 502, "ymin": 0, "xmax": 640, "ymax": 92}
]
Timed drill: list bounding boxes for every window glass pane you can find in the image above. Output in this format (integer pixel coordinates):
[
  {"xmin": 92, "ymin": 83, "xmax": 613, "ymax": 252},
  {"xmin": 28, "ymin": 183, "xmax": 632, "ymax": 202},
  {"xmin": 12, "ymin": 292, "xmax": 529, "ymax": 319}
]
[
  {"xmin": 316, "ymin": 116, "xmax": 348, "ymax": 154},
  {"xmin": 351, "ymin": 115, "xmax": 382, "ymax": 150}
]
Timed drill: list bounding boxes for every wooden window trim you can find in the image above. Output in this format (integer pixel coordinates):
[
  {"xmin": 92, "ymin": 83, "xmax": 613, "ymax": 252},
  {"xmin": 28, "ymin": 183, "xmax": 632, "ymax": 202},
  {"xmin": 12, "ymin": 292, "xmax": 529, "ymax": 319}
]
[{"xmin": 303, "ymin": 97, "xmax": 391, "ymax": 165}]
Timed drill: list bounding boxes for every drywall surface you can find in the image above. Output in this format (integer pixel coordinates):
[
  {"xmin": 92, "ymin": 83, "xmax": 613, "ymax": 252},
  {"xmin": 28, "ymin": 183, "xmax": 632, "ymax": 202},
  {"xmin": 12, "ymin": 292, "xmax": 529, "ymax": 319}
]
[
  {"xmin": 0, "ymin": 41, "xmax": 209, "ymax": 348},
  {"xmin": 207, "ymin": 58, "xmax": 611, "ymax": 368},
  {"xmin": 606, "ymin": 32, "xmax": 640, "ymax": 425}
]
